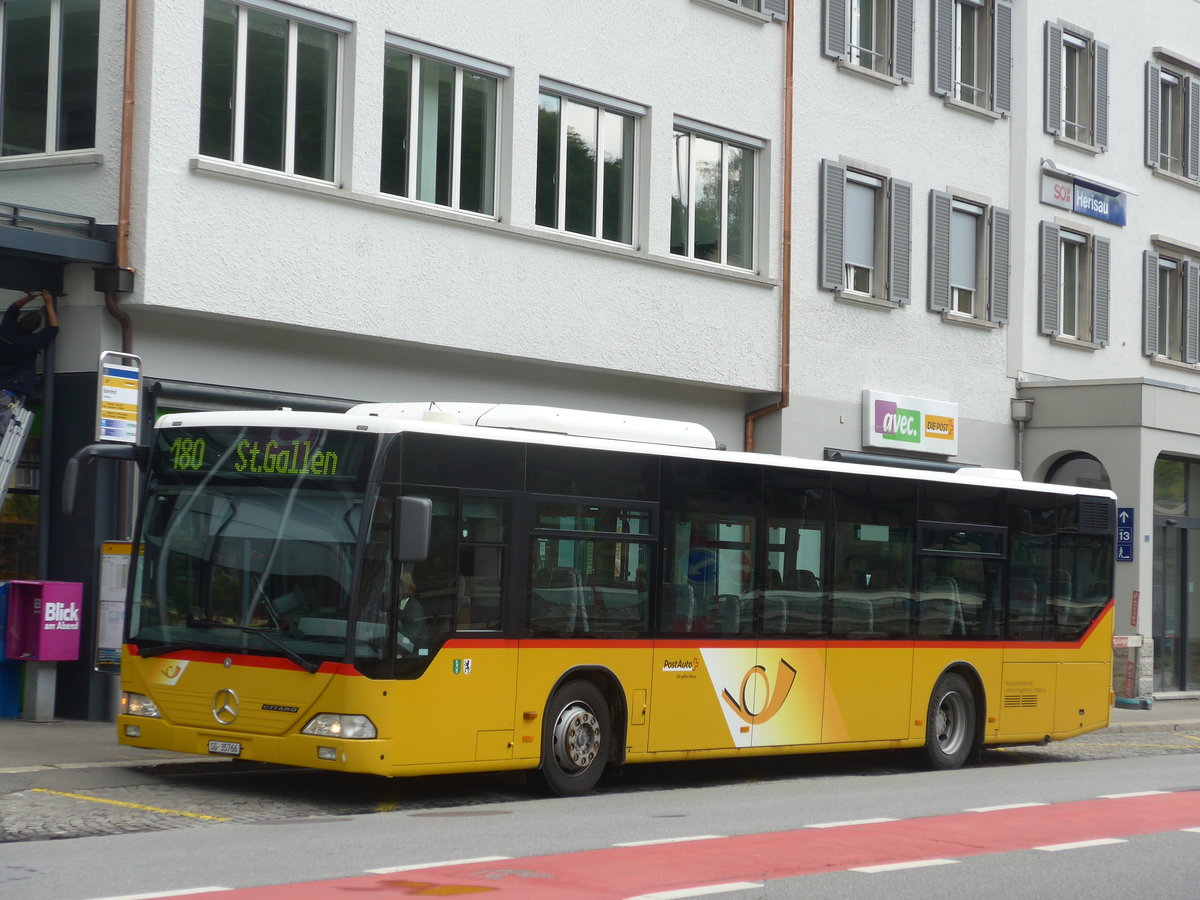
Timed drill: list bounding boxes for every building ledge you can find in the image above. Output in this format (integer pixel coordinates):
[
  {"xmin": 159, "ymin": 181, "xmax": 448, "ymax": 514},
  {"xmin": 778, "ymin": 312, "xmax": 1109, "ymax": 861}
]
[{"xmin": 0, "ymin": 150, "xmax": 103, "ymax": 173}]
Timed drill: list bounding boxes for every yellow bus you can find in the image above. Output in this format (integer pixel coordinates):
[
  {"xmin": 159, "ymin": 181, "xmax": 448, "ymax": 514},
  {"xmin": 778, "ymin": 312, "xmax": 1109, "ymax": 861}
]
[{"xmin": 76, "ymin": 402, "xmax": 1116, "ymax": 796}]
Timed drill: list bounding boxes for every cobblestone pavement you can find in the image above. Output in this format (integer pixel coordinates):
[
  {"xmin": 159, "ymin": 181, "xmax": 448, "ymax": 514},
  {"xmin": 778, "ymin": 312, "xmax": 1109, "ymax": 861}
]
[{"xmin": 3, "ymin": 729, "xmax": 1198, "ymax": 843}]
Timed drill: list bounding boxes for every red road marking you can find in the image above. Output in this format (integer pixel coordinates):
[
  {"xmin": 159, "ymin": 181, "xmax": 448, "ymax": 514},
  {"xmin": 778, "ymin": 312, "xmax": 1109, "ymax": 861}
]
[{"xmin": 169, "ymin": 791, "xmax": 1200, "ymax": 898}]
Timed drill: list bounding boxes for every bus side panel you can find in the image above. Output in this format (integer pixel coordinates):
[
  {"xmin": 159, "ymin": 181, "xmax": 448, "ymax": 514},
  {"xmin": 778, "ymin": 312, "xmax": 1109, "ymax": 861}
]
[
  {"xmin": 647, "ymin": 643, "xmax": 755, "ymax": 752},
  {"xmin": 909, "ymin": 647, "xmax": 1003, "ymax": 742},
  {"xmin": 1055, "ymin": 663, "xmax": 1111, "ymax": 734},
  {"xmin": 512, "ymin": 644, "xmax": 654, "ymax": 760},
  {"xmin": 750, "ymin": 644, "xmax": 826, "ymax": 749},
  {"xmin": 822, "ymin": 645, "xmax": 913, "ymax": 743}
]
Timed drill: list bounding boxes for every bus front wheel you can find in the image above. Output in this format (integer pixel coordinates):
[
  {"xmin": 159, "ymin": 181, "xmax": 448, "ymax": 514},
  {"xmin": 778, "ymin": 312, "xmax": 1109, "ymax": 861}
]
[
  {"xmin": 539, "ymin": 680, "xmax": 610, "ymax": 797},
  {"xmin": 924, "ymin": 672, "xmax": 975, "ymax": 770}
]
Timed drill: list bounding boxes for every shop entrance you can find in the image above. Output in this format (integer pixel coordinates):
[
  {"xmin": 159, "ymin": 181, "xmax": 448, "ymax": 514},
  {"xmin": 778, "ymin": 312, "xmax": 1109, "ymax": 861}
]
[{"xmin": 1152, "ymin": 456, "xmax": 1200, "ymax": 692}]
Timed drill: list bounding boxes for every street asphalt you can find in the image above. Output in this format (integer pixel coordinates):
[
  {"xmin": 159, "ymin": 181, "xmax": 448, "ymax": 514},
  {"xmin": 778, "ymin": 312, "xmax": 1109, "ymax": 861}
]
[{"xmin": 2, "ymin": 698, "xmax": 1200, "ymax": 774}]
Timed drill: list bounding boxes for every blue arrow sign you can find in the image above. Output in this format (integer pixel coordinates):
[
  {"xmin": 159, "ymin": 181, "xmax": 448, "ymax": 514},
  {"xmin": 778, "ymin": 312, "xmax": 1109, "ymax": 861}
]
[{"xmin": 1116, "ymin": 508, "xmax": 1134, "ymax": 562}]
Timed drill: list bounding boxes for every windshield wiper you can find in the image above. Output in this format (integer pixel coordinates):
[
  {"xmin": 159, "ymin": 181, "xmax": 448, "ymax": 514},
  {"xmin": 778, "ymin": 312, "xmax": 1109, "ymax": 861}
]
[
  {"xmin": 186, "ymin": 617, "xmax": 320, "ymax": 674},
  {"xmin": 137, "ymin": 640, "xmax": 204, "ymax": 659}
]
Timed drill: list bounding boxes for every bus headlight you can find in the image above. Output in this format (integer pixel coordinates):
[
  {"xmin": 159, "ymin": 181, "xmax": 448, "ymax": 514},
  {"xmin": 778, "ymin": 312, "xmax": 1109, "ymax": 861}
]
[
  {"xmin": 301, "ymin": 713, "xmax": 377, "ymax": 739},
  {"xmin": 121, "ymin": 692, "xmax": 162, "ymax": 718}
]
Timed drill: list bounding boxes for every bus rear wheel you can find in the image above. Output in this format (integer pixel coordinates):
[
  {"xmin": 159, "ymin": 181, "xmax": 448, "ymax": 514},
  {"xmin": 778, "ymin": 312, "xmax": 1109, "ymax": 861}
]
[
  {"xmin": 924, "ymin": 672, "xmax": 975, "ymax": 770},
  {"xmin": 539, "ymin": 680, "xmax": 610, "ymax": 797}
]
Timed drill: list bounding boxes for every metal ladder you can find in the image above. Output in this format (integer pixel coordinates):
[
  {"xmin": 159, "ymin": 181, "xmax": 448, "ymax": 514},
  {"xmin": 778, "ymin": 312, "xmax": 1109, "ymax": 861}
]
[{"xmin": 0, "ymin": 399, "xmax": 32, "ymax": 510}]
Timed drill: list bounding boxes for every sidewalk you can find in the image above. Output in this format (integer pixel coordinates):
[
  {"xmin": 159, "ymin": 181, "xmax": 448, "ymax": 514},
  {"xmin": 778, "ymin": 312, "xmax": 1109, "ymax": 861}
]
[{"xmin": 2, "ymin": 699, "xmax": 1199, "ymax": 773}]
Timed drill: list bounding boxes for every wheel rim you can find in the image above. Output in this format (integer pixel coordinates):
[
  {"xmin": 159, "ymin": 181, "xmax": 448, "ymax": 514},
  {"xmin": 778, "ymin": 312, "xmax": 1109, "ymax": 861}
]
[
  {"xmin": 552, "ymin": 701, "xmax": 602, "ymax": 773},
  {"xmin": 934, "ymin": 690, "xmax": 968, "ymax": 757}
]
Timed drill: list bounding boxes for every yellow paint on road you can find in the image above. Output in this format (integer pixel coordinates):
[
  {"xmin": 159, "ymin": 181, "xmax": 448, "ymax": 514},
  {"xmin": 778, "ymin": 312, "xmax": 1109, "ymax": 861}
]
[{"xmin": 31, "ymin": 788, "xmax": 231, "ymax": 821}]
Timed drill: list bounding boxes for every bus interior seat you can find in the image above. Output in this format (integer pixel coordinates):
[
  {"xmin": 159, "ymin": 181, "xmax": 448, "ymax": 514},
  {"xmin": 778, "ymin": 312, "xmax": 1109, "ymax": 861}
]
[
  {"xmin": 531, "ymin": 567, "xmax": 588, "ymax": 632},
  {"xmin": 660, "ymin": 583, "xmax": 696, "ymax": 633},
  {"xmin": 785, "ymin": 569, "xmax": 820, "ymax": 591},
  {"xmin": 920, "ymin": 575, "xmax": 965, "ymax": 636}
]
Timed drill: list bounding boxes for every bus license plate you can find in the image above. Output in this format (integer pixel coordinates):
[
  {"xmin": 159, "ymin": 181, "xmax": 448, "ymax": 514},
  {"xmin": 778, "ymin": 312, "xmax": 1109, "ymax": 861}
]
[{"xmin": 208, "ymin": 740, "xmax": 242, "ymax": 757}]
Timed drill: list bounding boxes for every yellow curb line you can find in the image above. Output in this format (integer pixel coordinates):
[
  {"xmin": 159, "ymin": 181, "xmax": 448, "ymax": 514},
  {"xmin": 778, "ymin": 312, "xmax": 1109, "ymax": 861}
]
[{"xmin": 31, "ymin": 788, "xmax": 231, "ymax": 821}]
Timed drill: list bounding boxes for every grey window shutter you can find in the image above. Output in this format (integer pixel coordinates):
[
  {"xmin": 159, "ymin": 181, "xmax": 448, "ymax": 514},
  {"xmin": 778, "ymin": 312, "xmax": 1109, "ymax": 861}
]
[
  {"xmin": 1045, "ymin": 22, "xmax": 1063, "ymax": 135},
  {"xmin": 762, "ymin": 0, "xmax": 788, "ymax": 21},
  {"xmin": 820, "ymin": 160, "xmax": 846, "ymax": 290},
  {"xmin": 1146, "ymin": 63, "xmax": 1162, "ymax": 168},
  {"xmin": 989, "ymin": 206, "xmax": 1011, "ymax": 324},
  {"xmin": 1144, "ymin": 250, "xmax": 1160, "ymax": 356},
  {"xmin": 1187, "ymin": 78, "xmax": 1200, "ymax": 180},
  {"xmin": 928, "ymin": 190, "xmax": 953, "ymax": 311},
  {"xmin": 1092, "ymin": 235, "xmax": 1110, "ymax": 345},
  {"xmin": 894, "ymin": 0, "xmax": 915, "ymax": 83},
  {"xmin": 1186, "ymin": 261, "xmax": 1200, "ymax": 364},
  {"xmin": 1094, "ymin": 42, "xmax": 1110, "ymax": 150},
  {"xmin": 824, "ymin": 0, "xmax": 848, "ymax": 60},
  {"xmin": 993, "ymin": 1, "xmax": 1013, "ymax": 115},
  {"xmin": 888, "ymin": 179, "xmax": 912, "ymax": 304},
  {"xmin": 932, "ymin": 0, "xmax": 954, "ymax": 98},
  {"xmin": 1039, "ymin": 222, "xmax": 1061, "ymax": 335}
]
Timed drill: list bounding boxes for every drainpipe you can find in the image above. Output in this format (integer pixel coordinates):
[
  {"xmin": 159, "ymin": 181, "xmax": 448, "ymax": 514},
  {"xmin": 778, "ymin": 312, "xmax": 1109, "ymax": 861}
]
[{"xmin": 744, "ymin": 0, "xmax": 793, "ymax": 452}]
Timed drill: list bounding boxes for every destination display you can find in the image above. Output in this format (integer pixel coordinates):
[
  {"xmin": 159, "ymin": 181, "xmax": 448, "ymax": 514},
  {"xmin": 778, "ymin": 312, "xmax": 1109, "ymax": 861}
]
[{"xmin": 156, "ymin": 427, "xmax": 370, "ymax": 482}]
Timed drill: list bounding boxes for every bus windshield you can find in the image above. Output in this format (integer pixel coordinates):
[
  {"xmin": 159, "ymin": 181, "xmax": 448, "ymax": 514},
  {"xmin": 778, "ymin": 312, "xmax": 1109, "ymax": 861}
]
[{"xmin": 130, "ymin": 426, "xmax": 376, "ymax": 667}]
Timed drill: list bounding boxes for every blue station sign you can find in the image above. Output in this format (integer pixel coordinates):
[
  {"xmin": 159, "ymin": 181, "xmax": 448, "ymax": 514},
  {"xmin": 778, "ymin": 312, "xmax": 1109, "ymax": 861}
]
[{"xmin": 1116, "ymin": 507, "xmax": 1135, "ymax": 562}]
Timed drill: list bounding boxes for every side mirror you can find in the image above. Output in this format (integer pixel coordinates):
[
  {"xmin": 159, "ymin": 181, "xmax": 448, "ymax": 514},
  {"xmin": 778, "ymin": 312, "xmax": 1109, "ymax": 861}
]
[
  {"xmin": 394, "ymin": 496, "xmax": 432, "ymax": 562},
  {"xmin": 63, "ymin": 443, "xmax": 147, "ymax": 516}
]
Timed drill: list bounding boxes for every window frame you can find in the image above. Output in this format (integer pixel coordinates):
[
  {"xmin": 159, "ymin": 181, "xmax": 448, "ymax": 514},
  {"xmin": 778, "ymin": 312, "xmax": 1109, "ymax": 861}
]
[
  {"xmin": 199, "ymin": 0, "xmax": 347, "ymax": 183},
  {"xmin": 931, "ymin": 0, "xmax": 1012, "ymax": 115},
  {"xmin": 670, "ymin": 118, "xmax": 762, "ymax": 271},
  {"xmin": 824, "ymin": 0, "xmax": 914, "ymax": 84},
  {"xmin": 535, "ymin": 79, "xmax": 644, "ymax": 246},
  {"xmin": 820, "ymin": 158, "xmax": 912, "ymax": 305},
  {"xmin": 1038, "ymin": 220, "xmax": 1110, "ymax": 346},
  {"xmin": 1044, "ymin": 20, "xmax": 1108, "ymax": 151},
  {"xmin": 928, "ymin": 189, "xmax": 1010, "ymax": 323},
  {"xmin": 1143, "ymin": 246, "xmax": 1200, "ymax": 365},
  {"xmin": 0, "ymin": 0, "xmax": 99, "ymax": 157},
  {"xmin": 379, "ymin": 35, "xmax": 508, "ymax": 216},
  {"xmin": 1146, "ymin": 55, "xmax": 1200, "ymax": 181}
]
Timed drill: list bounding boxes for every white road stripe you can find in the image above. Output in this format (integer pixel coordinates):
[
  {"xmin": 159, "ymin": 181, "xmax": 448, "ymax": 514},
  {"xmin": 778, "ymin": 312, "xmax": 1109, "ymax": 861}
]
[
  {"xmin": 616, "ymin": 835, "xmax": 725, "ymax": 847},
  {"xmin": 852, "ymin": 859, "xmax": 959, "ymax": 873},
  {"xmin": 1098, "ymin": 791, "xmax": 1168, "ymax": 799},
  {"xmin": 1181, "ymin": 827, "xmax": 1200, "ymax": 833},
  {"xmin": 805, "ymin": 817, "xmax": 899, "ymax": 828},
  {"xmin": 965, "ymin": 802, "xmax": 1048, "ymax": 812},
  {"xmin": 1034, "ymin": 838, "xmax": 1127, "ymax": 852},
  {"xmin": 90, "ymin": 890, "xmax": 230, "ymax": 900},
  {"xmin": 365, "ymin": 855, "xmax": 511, "ymax": 874},
  {"xmin": 624, "ymin": 883, "xmax": 765, "ymax": 900}
]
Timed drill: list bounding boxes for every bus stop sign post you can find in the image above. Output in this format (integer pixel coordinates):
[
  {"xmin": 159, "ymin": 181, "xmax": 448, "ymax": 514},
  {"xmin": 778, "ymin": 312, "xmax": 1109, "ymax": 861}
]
[{"xmin": 1116, "ymin": 508, "xmax": 1134, "ymax": 562}]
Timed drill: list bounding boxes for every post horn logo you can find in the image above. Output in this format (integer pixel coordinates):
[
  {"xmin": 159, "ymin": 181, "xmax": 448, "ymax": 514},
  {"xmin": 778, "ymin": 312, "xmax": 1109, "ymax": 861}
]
[{"xmin": 721, "ymin": 658, "xmax": 797, "ymax": 725}]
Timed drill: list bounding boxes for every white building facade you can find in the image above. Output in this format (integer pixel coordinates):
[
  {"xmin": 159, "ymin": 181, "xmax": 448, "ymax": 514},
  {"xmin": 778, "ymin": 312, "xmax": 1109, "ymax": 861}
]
[{"xmin": 3, "ymin": 0, "xmax": 1199, "ymax": 714}]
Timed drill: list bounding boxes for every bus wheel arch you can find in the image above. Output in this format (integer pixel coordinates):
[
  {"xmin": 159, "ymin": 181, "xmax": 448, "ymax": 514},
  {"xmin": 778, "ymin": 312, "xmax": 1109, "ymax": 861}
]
[
  {"xmin": 536, "ymin": 668, "xmax": 624, "ymax": 796},
  {"xmin": 923, "ymin": 664, "xmax": 983, "ymax": 770}
]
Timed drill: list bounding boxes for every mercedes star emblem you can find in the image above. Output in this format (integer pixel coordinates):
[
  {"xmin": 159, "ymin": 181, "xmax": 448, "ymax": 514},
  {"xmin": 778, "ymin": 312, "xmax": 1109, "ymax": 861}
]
[{"xmin": 212, "ymin": 688, "xmax": 240, "ymax": 725}]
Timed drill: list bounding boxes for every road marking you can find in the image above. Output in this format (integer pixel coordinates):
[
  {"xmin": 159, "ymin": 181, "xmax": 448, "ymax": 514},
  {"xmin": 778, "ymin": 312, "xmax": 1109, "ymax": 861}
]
[
  {"xmin": 965, "ymin": 802, "xmax": 1048, "ymax": 812},
  {"xmin": 852, "ymin": 859, "xmax": 959, "ymax": 873},
  {"xmin": 1034, "ymin": 838, "xmax": 1127, "ymax": 852},
  {"xmin": 805, "ymin": 817, "xmax": 898, "ymax": 828},
  {"xmin": 624, "ymin": 883, "xmax": 764, "ymax": 899},
  {"xmin": 30, "ymin": 788, "xmax": 231, "ymax": 821},
  {"xmin": 1181, "ymin": 827, "xmax": 1200, "ymax": 834},
  {"xmin": 1099, "ymin": 791, "xmax": 1168, "ymax": 799},
  {"xmin": 616, "ymin": 835, "xmax": 724, "ymax": 847},
  {"xmin": 89, "ymin": 889, "xmax": 230, "ymax": 900},
  {"xmin": 365, "ymin": 856, "xmax": 511, "ymax": 874}
]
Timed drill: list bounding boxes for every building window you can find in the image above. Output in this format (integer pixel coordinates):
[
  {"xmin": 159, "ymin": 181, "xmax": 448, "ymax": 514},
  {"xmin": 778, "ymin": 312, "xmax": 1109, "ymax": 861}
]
[
  {"xmin": 820, "ymin": 159, "xmax": 911, "ymax": 304},
  {"xmin": 0, "ymin": 0, "xmax": 99, "ymax": 156},
  {"xmin": 1044, "ymin": 21, "xmax": 1108, "ymax": 150},
  {"xmin": 931, "ymin": 0, "xmax": 1012, "ymax": 115},
  {"xmin": 536, "ymin": 82, "xmax": 642, "ymax": 244},
  {"xmin": 928, "ymin": 191, "xmax": 1009, "ymax": 322},
  {"xmin": 671, "ymin": 121, "xmax": 759, "ymax": 270},
  {"xmin": 199, "ymin": 0, "xmax": 345, "ymax": 181},
  {"xmin": 1146, "ymin": 59, "xmax": 1200, "ymax": 180},
  {"xmin": 380, "ymin": 37, "xmax": 505, "ymax": 216},
  {"xmin": 1144, "ymin": 249, "xmax": 1200, "ymax": 364},
  {"xmin": 1038, "ymin": 222, "xmax": 1110, "ymax": 345},
  {"xmin": 823, "ymin": 0, "xmax": 914, "ymax": 83}
]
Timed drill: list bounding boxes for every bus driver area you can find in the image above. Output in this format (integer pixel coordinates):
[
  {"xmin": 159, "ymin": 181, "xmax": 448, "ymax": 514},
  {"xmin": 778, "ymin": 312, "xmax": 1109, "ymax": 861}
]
[{"xmin": 69, "ymin": 402, "xmax": 1116, "ymax": 795}]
